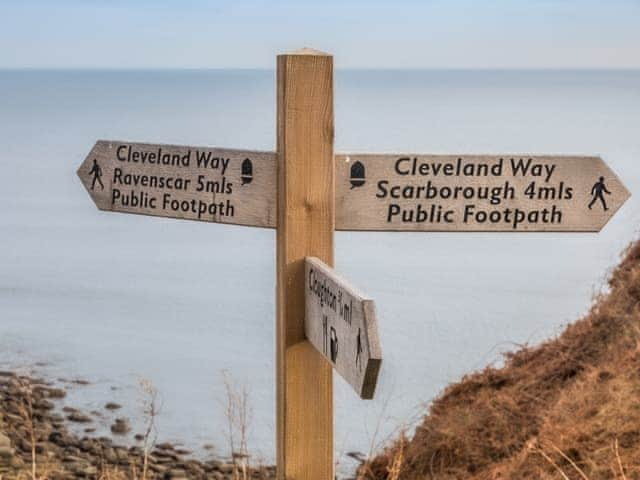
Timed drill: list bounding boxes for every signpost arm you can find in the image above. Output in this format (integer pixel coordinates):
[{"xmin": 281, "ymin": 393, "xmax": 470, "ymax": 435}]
[{"xmin": 276, "ymin": 49, "xmax": 335, "ymax": 480}]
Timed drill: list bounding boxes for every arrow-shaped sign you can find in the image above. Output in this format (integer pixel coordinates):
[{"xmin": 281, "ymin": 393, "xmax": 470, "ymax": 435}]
[
  {"xmin": 336, "ymin": 154, "xmax": 630, "ymax": 232},
  {"xmin": 305, "ymin": 257, "xmax": 382, "ymax": 399},
  {"xmin": 77, "ymin": 140, "xmax": 276, "ymax": 228},
  {"xmin": 78, "ymin": 142, "xmax": 630, "ymax": 232}
]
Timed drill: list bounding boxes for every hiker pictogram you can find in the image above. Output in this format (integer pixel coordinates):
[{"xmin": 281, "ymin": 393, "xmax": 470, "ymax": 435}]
[
  {"xmin": 356, "ymin": 327, "xmax": 363, "ymax": 371},
  {"xmin": 589, "ymin": 176, "xmax": 611, "ymax": 211},
  {"xmin": 322, "ymin": 315, "xmax": 328, "ymax": 356},
  {"xmin": 89, "ymin": 159, "xmax": 104, "ymax": 191}
]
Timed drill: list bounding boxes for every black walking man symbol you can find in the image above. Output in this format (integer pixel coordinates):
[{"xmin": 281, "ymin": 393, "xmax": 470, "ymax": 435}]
[
  {"xmin": 322, "ymin": 315, "xmax": 328, "ymax": 356},
  {"xmin": 355, "ymin": 327, "xmax": 363, "ymax": 371},
  {"xmin": 89, "ymin": 158, "xmax": 104, "ymax": 191},
  {"xmin": 588, "ymin": 176, "xmax": 611, "ymax": 211}
]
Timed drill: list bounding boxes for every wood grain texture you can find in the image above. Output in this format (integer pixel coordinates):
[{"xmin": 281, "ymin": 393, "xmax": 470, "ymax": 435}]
[
  {"xmin": 335, "ymin": 154, "xmax": 630, "ymax": 232},
  {"xmin": 77, "ymin": 140, "xmax": 276, "ymax": 228},
  {"xmin": 276, "ymin": 51, "xmax": 334, "ymax": 480},
  {"xmin": 305, "ymin": 257, "xmax": 382, "ymax": 400}
]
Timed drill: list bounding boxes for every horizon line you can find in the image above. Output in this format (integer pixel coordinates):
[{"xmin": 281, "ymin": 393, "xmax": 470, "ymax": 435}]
[{"xmin": 1, "ymin": 66, "xmax": 640, "ymax": 72}]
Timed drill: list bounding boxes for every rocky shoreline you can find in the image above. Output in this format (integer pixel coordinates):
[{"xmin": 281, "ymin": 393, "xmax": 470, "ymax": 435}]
[{"xmin": 0, "ymin": 371, "xmax": 275, "ymax": 479}]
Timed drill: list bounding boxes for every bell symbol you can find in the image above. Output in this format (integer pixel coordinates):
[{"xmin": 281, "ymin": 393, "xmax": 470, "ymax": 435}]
[
  {"xmin": 241, "ymin": 158, "xmax": 253, "ymax": 185},
  {"xmin": 350, "ymin": 161, "xmax": 365, "ymax": 189}
]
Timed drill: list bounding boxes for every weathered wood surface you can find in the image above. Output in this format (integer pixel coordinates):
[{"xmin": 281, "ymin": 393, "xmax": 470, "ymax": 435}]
[
  {"xmin": 276, "ymin": 50, "xmax": 335, "ymax": 480},
  {"xmin": 305, "ymin": 257, "xmax": 382, "ymax": 400},
  {"xmin": 77, "ymin": 140, "xmax": 276, "ymax": 228},
  {"xmin": 335, "ymin": 154, "xmax": 630, "ymax": 232},
  {"xmin": 79, "ymin": 146, "xmax": 630, "ymax": 233}
]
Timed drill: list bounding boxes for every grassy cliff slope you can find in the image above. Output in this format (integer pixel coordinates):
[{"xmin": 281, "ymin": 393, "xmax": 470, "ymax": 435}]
[{"xmin": 365, "ymin": 241, "xmax": 640, "ymax": 480}]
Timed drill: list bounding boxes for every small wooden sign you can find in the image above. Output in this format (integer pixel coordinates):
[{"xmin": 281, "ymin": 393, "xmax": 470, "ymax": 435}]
[
  {"xmin": 77, "ymin": 140, "xmax": 276, "ymax": 228},
  {"xmin": 335, "ymin": 154, "xmax": 630, "ymax": 232},
  {"xmin": 304, "ymin": 257, "xmax": 382, "ymax": 400}
]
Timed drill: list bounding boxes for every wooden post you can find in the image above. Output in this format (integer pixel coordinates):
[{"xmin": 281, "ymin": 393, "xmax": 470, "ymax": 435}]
[{"xmin": 276, "ymin": 49, "xmax": 335, "ymax": 480}]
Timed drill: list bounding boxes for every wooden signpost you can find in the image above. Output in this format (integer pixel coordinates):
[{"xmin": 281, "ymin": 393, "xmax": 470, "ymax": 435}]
[
  {"xmin": 275, "ymin": 49, "xmax": 335, "ymax": 480},
  {"xmin": 76, "ymin": 48, "xmax": 631, "ymax": 480},
  {"xmin": 305, "ymin": 257, "xmax": 382, "ymax": 399}
]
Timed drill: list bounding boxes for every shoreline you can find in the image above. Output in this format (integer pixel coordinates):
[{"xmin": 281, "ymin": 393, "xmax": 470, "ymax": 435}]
[{"xmin": 0, "ymin": 370, "xmax": 276, "ymax": 479}]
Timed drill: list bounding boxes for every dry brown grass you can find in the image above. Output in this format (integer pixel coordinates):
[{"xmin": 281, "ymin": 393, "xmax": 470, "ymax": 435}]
[
  {"xmin": 355, "ymin": 394, "xmax": 418, "ymax": 480},
  {"xmin": 13, "ymin": 373, "xmax": 63, "ymax": 480},
  {"xmin": 365, "ymin": 240, "xmax": 640, "ymax": 480},
  {"xmin": 97, "ymin": 464, "xmax": 130, "ymax": 480},
  {"xmin": 386, "ymin": 433, "xmax": 406, "ymax": 480},
  {"xmin": 222, "ymin": 370, "xmax": 252, "ymax": 480},
  {"xmin": 15, "ymin": 375, "xmax": 37, "ymax": 480},
  {"xmin": 137, "ymin": 378, "xmax": 159, "ymax": 480}
]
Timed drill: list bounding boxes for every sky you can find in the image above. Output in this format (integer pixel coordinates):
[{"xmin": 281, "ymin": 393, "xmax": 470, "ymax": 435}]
[{"xmin": 0, "ymin": 0, "xmax": 639, "ymax": 69}]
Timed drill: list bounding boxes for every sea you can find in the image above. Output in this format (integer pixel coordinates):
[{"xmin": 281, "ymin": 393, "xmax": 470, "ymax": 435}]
[{"xmin": 1, "ymin": 69, "xmax": 639, "ymax": 471}]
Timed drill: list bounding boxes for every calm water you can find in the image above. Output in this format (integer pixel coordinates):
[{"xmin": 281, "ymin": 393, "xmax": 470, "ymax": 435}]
[{"xmin": 1, "ymin": 69, "xmax": 639, "ymax": 468}]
